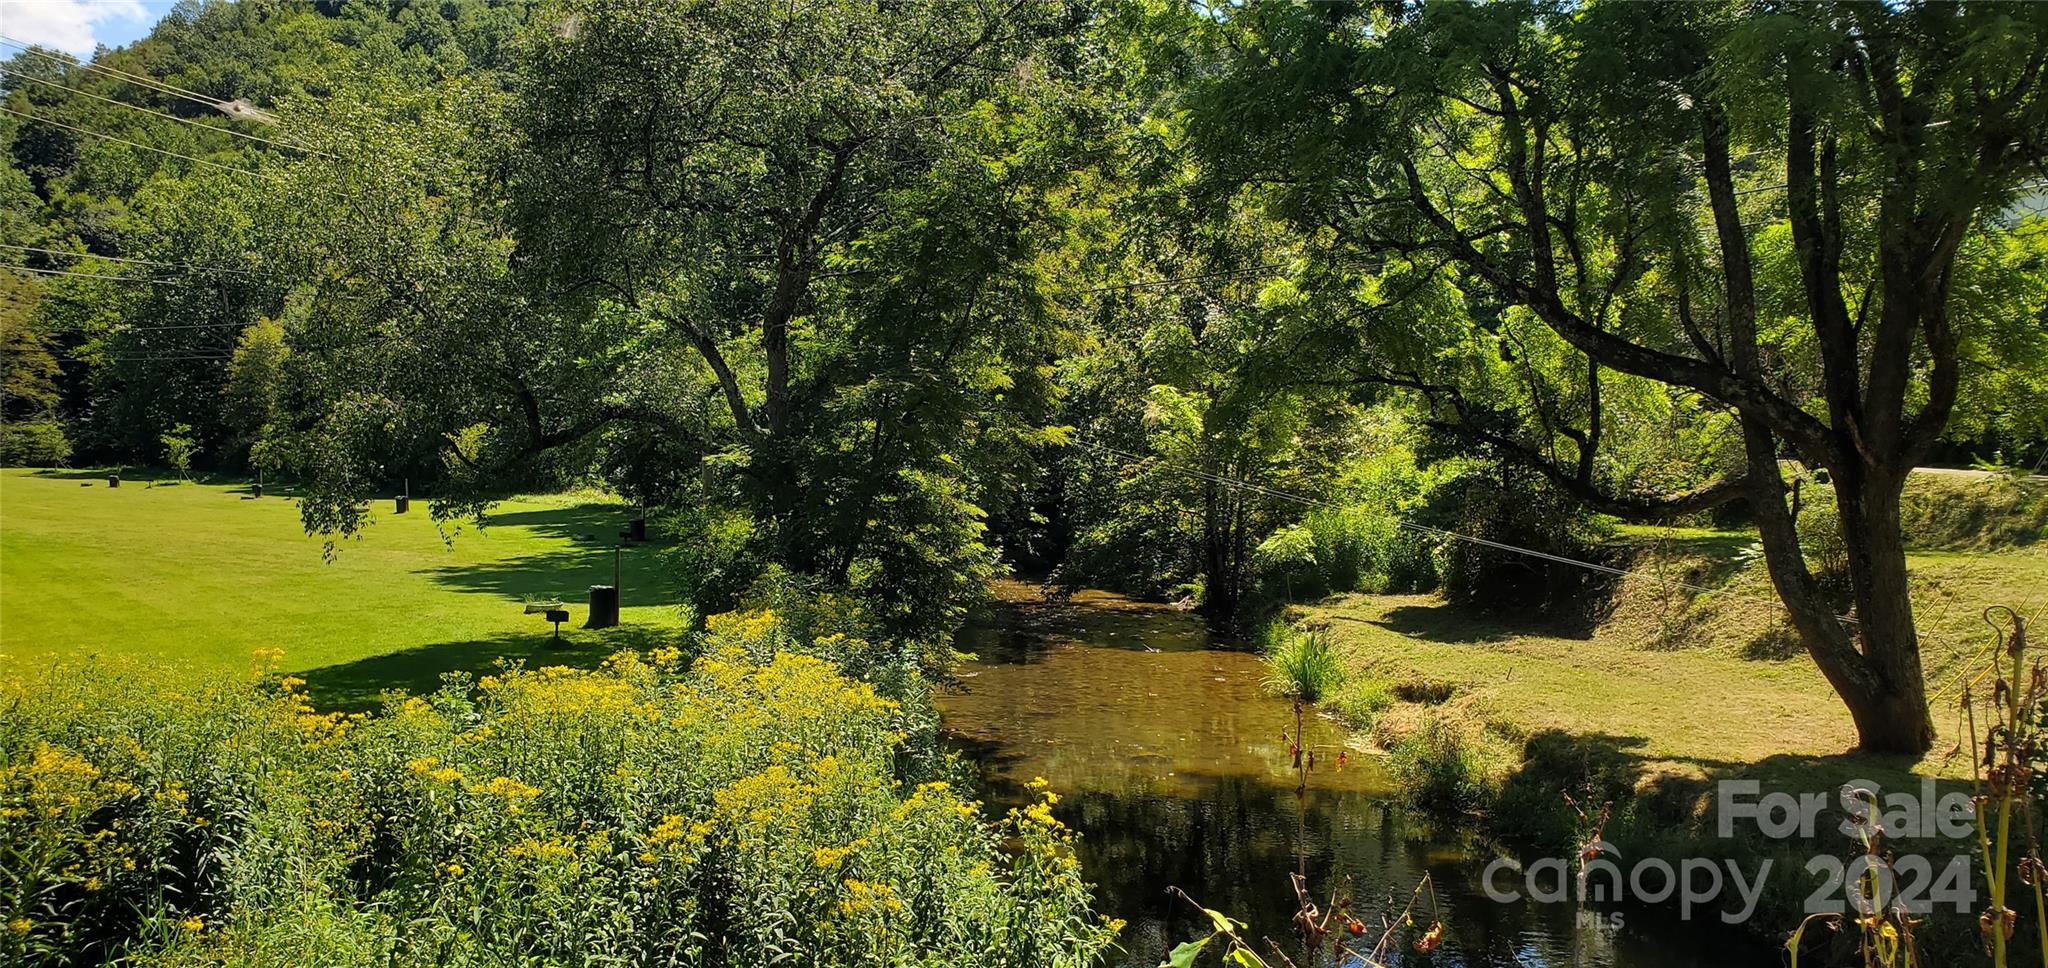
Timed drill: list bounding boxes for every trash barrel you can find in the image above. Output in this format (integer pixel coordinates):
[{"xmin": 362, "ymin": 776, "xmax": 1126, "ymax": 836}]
[
  {"xmin": 251, "ymin": 483, "xmax": 263, "ymax": 498},
  {"xmin": 586, "ymin": 585, "xmax": 619, "ymax": 629},
  {"xmin": 627, "ymin": 516, "xmax": 647, "ymax": 542},
  {"xmin": 108, "ymin": 474, "xmax": 120, "ymax": 488},
  {"xmin": 395, "ymin": 494, "xmax": 409, "ymax": 514}
]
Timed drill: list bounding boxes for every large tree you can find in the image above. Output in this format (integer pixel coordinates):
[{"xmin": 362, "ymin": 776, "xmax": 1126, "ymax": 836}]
[
  {"xmin": 1157, "ymin": 0, "xmax": 2048, "ymax": 752},
  {"xmin": 506, "ymin": 0, "xmax": 1097, "ymax": 634}
]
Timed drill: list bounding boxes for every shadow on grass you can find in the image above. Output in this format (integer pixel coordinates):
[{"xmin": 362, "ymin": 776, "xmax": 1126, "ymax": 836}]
[
  {"xmin": 32, "ymin": 466, "xmax": 176, "ymax": 483},
  {"xmin": 417, "ymin": 504, "xmax": 681, "ymax": 610},
  {"xmin": 27, "ymin": 466, "xmax": 305, "ymax": 498},
  {"xmin": 1365, "ymin": 603, "xmax": 1525, "ymax": 644},
  {"xmin": 1496, "ymin": 727, "xmax": 1939, "ymax": 848},
  {"xmin": 481, "ymin": 503, "xmax": 648, "ymax": 543},
  {"xmin": 300, "ymin": 622, "xmax": 685, "ymax": 712}
]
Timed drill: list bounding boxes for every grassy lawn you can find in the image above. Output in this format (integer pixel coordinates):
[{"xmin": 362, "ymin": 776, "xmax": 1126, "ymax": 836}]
[
  {"xmin": 0, "ymin": 468, "xmax": 685, "ymax": 709},
  {"xmin": 1306, "ymin": 529, "xmax": 2048, "ymax": 786}
]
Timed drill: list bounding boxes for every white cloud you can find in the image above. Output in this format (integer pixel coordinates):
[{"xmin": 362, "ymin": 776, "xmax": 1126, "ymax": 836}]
[{"xmin": 1, "ymin": 0, "xmax": 151, "ymax": 59}]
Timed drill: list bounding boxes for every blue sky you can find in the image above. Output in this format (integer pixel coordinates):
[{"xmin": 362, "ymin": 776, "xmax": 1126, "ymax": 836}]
[{"xmin": 2, "ymin": 0, "xmax": 179, "ymax": 59}]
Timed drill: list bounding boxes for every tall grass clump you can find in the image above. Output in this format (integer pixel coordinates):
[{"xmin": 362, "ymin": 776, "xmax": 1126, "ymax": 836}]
[
  {"xmin": 0, "ymin": 615, "xmax": 1120, "ymax": 967},
  {"xmin": 1385, "ymin": 712, "xmax": 1506, "ymax": 815},
  {"xmin": 1257, "ymin": 622, "xmax": 1344, "ymax": 705}
]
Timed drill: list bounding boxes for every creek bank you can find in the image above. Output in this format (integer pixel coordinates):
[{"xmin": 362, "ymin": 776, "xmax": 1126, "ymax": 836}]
[
  {"xmin": 1296, "ymin": 548, "xmax": 2019, "ymax": 962},
  {"xmin": 946, "ymin": 580, "xmax": 1764, "ymax": 967}
]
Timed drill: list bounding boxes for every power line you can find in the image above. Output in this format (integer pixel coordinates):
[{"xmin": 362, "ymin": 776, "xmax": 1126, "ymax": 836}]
[
  {"xmin": 0, "ymin": 243, "xmax": 258, "ymax": 277},
  {"xmin": 1073, "ymin": 437, "xmax": 1867, "ymax": 626},
  {"xmin": 0, "ymin": 104, "xmax": 273, "ymax": 179},
  {"xmin": 3, "ymin": 264, "xmax": 177, "ymax": 285},
  {"xmin": 1, "ymin": 35, "xmax": 252, "ymax": 122},
  {"xmin": 0, "ymin": 67, "xmax": 336, "ymax": 159},
  {"xmin": 117, "ymin": 320, "xmax": 257, "ymax": 332},
  {"xmin": 1, "ymin": 35, "xmax": 454, "ymax": 173},
  {"xmin": 55, "ymin": 348, "xmax": 232, "ymax": 363}
]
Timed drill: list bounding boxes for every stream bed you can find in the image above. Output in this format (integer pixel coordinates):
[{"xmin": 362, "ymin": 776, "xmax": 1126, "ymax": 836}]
[{"xmin": 940, "ymin": 581, "xmax": 1761, "ymax": 967}]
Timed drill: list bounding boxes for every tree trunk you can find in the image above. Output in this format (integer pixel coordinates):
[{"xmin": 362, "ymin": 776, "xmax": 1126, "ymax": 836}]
[
  {"xmin": 1831, "ymin": 464, "xmax": 1934, "ymax": 753},
  {"xmin": 1741, "ymin": 424, "xmax": 1933, "ymax": 754},
  {"xmin": 1200, "ymin": 476, "xmax": 1241, "ymax": 629}
]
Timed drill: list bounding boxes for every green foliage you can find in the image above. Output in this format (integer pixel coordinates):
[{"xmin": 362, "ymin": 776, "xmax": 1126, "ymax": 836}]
[
  {"xmin": 1252, "ymin": 502, "xmax": 1442, "ymax": 604},
  {"xmin": 157, "ymin": 424, "xmax": 198, "ymax": 480},
  {"xmin": 658, "ymin": 503, "xmax": 762, "ymax": 625},
  {"xmin": 220, "ymin": 318, "xmax": 290, "ymax": 470},
  {"xmin": 1327, "ymin": 677, "xmax": 1395, "ymax": 731},
  {"xmin": 1792, "ymin": 478, "xmax": 1851, "ymax": 585},
  {"xmin": 1426, "ymin": 465, "xmax": 1609, "ymax": 614},
  {"xmin": 0, "ymin": 308, "xmax": 61, "ymax": 425},
  {"xmin": 0, "ymin": 420, "xmax": 71, "ymax": 466},
  {"xmin": 1256, "ymin": 623, "xmax": 1343, "ymax": 705},
  {"xmin": 0, "ymin": 638, "xmax": 1119, "ymax": 967},
  {"xmin": 1385, "ymin": 713, "xmax": 1505, "ymax": 816}
]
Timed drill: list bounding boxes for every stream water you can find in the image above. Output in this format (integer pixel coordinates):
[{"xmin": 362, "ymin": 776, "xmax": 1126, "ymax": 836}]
[{"xmin": 941, "ymin": 582, "xmax": 1762, "ymax": 967}]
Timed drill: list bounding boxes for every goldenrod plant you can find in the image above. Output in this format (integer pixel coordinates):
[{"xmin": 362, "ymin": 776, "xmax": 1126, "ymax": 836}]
[{"xmin": 0, "ymin": 613, "xmax": 1119, "ymax": 967}]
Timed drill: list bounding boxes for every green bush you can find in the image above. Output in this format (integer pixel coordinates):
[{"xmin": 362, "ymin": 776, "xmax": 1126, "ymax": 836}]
[
  {"xmin": 0, "ymin": 420, "xmax": 72, "ymax": 467},
  {"xmin": 0, "ymin": 630, "xmax": 1119, "ymax": 967},
  {"xmin": 1386, "ymin": 713, "xmax": 1504, "ymax": 815},
  {"xmin": 1426, "ymin": 465, "xmax": 1607, "ymax": 614},
  {"xmin": 658, "ymin": 503, "xmax": 764, "ymax": 623},
  {"xmin": 1252, "ymin": 506, "xmax": 1440, "ymax": 606}
]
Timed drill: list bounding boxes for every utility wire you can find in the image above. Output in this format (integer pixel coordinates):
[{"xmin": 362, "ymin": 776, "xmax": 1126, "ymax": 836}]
[
  {"xmin": 0, "ymin": 243, "xmax": 258, "ymax": 277},
  {"xmin": 0, "ymin": 104, "xmax": 272, "ymax": 179},
  {"xmin": 1073, "ymin": 437, "xmax": 1867, "ymax": 625},
  {"xmin": 2, "ymin": 35, "xmax": 461, "ymax": 176},
  {"xmin": 117, "ymin": 320, "xmax": 259, "ymax": 332},
  {"xmin": 3, "ymin": 264, "xmax": 176, "ymax": 284},
  {"xmin": 0, "ymin": 35, "xmax": 268, "ymax": 127},
  {"xmin": 0, "ymin": 67, "xmax": 335, "ymax": 158}
]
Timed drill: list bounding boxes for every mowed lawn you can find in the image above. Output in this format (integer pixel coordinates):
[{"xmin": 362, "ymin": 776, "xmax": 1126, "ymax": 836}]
[
  {"xmin": 1308, "ymin": 533, "xmax": 2048, "ymax": 784},
  {"xmin": 0, "ymin": 468, "xmax": 685, "ymax": 709}
]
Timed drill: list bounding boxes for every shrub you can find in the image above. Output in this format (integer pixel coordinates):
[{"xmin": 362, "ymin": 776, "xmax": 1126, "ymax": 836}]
[
  {"xmin": 658, "ymin": 503, "xmax": 764, "ymax": 623},
  {"xmin": 1257, "ymin": 623, "xmax": 1344, "ymax": 704},
  {"xmin": 1250, "ymin": 523, "xmax": 1321, "ymax": 600},
  {"xmin": 1791, "ymin": 479, "xmax": 1855, "ymax": 611},
  {"xmin": 1386, "ymin": 712, "xmax": 1505, "ymax": 815},
  {"xmin": 0, "ymin": 637, "xmax": 1120, "ymax": 967},
  {"xmin": 159, "ymin": 425, "xmax": 199, "ymax": 480},
  {"xmin": 1252, "ymin": 506, "xmax": 1441, "ymax": 607},
  {"xmin": 0, "ymin": 420, "xmax": 72, "ymax": 466},
  {"xmin": 1425, "ymin": 464, "xmax": 1608, "ymax": 614}
]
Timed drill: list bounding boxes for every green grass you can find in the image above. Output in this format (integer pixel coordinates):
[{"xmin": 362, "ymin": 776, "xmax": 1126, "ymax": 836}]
[
  {"xmin": 0, "ymin": 468, "xmax": 685, "ymax": 709},
  {"xmin": 1306, "ymin": 530, "xmax": 2048, "ymax": 785}
]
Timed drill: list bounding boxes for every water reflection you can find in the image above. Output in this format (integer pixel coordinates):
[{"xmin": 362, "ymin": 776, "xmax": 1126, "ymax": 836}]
[{"xmin": 942, "ymin": 582, "xmax": 1757, "ymax": 968}]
